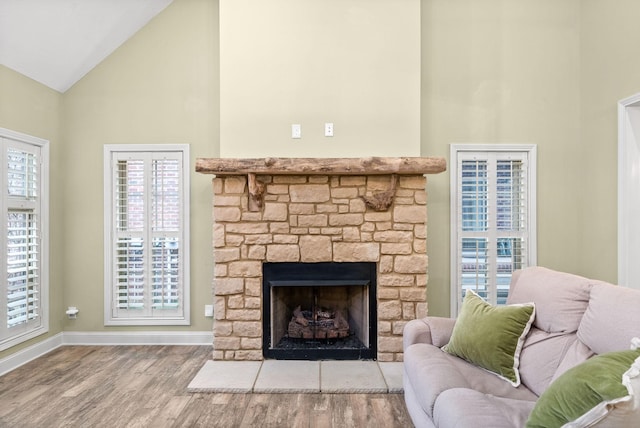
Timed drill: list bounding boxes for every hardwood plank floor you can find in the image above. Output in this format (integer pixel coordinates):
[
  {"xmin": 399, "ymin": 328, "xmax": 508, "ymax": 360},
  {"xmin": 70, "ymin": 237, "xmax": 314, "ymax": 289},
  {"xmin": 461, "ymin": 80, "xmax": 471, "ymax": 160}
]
[{"xmin": 0, "ymin": 346, "xmax": 413, "ymax": 427}]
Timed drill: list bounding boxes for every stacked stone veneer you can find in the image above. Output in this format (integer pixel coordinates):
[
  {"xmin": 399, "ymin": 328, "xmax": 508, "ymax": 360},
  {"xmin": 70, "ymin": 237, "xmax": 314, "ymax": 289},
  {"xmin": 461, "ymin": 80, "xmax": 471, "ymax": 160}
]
[{"xmin": 212, "ymin": 174, "xmax": 428, "ymax": 362}]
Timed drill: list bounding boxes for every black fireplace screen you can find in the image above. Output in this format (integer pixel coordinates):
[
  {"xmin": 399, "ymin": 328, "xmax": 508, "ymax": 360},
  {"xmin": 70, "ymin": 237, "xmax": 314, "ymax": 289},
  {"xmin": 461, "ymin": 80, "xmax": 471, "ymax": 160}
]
[{"xmin": 262, "ymin": 262, "xmax": 377, "ymax": 360}]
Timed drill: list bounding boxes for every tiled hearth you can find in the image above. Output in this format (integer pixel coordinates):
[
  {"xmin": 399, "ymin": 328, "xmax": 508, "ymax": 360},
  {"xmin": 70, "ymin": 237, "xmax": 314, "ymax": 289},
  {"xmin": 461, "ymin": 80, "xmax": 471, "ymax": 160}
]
[{"xmin": 197, "ymin": 157, "xmax": 446, "ymax": 362}]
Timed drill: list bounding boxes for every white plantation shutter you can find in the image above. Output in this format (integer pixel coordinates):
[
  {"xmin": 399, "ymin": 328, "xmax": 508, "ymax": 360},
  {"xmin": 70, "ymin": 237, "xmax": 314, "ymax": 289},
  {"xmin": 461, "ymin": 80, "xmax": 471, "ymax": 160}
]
[
  {"xmin": 7, "ymin": 212, "xmax": 39, "ymax": 329},
  {"xmin": 150, "ymin": 159, "xmax": 181, "ymax": 311},
  {"xmin": 451, "ymin": 145, "xmax": 536, "ymax": 315},
  {"xmin": 104, "ymin": 146, "xmax": 190, "ymax": 325},
  {"xmin": 1, "ymin": 129, "xmax": 49, "ymax": 350}
]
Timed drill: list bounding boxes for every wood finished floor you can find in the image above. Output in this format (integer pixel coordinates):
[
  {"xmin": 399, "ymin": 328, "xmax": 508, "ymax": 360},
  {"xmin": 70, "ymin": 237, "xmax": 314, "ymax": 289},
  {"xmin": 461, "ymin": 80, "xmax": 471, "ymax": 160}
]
[{"xmin": 0, "ymin": 346, "xmax": 413, "ymax": 428}]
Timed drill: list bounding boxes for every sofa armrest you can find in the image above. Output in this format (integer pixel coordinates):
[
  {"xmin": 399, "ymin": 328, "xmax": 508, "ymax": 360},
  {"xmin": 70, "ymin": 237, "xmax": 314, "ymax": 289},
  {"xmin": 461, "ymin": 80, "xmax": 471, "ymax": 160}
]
[{"xmin": 403, "ymin": 316, "xmax": 457, "ymax": 350}]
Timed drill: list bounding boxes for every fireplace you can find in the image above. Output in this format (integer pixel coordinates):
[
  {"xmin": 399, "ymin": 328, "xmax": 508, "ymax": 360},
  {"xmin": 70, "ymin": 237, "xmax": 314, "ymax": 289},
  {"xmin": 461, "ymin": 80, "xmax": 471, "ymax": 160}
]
[
  {"xmin": 263, "ymin": 262, "xmax": 377, "ymax": 360},
  {"xmin": 196, "ymin": 157, "xmax": 446, "ymax": 362}
]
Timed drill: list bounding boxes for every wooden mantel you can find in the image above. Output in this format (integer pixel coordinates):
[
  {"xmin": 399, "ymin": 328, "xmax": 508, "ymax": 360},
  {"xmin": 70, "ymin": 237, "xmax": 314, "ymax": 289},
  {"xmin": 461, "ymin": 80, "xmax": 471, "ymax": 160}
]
[{"xmin": 196, "ymin": 157, "xmax": 447, "ymax": 176}]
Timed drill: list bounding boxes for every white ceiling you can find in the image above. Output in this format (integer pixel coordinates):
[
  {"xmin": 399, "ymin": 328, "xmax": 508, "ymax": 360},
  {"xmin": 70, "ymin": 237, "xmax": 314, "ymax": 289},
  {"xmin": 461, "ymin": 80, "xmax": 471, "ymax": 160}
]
[{"xmin": 0, "ymin": 0, "xmax": 173, "ymax": 93}]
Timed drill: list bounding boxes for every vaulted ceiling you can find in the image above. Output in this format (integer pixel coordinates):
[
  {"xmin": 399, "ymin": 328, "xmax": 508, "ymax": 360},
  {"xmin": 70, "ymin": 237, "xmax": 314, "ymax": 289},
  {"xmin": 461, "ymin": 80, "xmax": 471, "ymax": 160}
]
[{"xmin": 0, "ymin": 0, "xmax": 173, "ymax": 93}]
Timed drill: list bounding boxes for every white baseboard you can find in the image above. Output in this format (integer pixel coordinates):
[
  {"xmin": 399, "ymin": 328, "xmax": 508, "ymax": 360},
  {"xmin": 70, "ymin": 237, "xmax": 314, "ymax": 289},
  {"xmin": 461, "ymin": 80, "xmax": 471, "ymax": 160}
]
[
  {"xmin": 62, "ymin": 331, "xmax": 213, "ymax": 345},
  {"xmin": 0, "ymin": 333, "xmax": 64, "ymax": 377},
  {"xmin": 0, "ymin": 331, "xmax": 212, "ymax": 377}
]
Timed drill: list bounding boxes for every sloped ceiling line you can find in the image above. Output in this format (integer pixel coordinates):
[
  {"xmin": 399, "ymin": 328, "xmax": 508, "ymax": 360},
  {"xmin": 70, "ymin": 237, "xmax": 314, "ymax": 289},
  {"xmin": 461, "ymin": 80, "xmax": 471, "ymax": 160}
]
[{"xmin": 0, "ymin": 0, "xmax": 173, "ymax": 93}]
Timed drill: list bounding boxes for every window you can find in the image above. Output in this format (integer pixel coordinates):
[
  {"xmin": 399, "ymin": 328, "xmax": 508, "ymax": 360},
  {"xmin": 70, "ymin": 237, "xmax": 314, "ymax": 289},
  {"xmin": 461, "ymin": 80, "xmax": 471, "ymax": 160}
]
[
  {"xmin": 104, "ymin": 145, "xmax": 190, "ymax": 325},
  {"xmin": 450, "ymin": 145, "xmax": 536, "ymax": 316},
  {"xmin": 0, "ymin": 128, "xmax": 49, "ymax": 350}
]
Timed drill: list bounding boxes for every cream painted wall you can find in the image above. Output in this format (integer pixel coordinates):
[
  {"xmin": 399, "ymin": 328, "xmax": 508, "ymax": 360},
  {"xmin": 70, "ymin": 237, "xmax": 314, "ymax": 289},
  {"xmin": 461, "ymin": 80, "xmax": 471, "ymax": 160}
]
[
  {"xmin": 578, "ymin": 0, "xmax": 640, "ymax": 283},
  {"xmin": 0, "ymin": 66, "xmax": 64, "ymax": 358},
  {"xmin": 421, "ymin": 0, "xmax": 584, "ymax": 316},
  {"xmin": 422, "ymin": 0, "xmax": 640, "ymax": 316},
  {"xmin": 61, "ymin": 0, "xmax": 218, "ymax": 332},
  {"xmin": 220, "ymin": 0, "xmax": 421, "ymax": 157}
]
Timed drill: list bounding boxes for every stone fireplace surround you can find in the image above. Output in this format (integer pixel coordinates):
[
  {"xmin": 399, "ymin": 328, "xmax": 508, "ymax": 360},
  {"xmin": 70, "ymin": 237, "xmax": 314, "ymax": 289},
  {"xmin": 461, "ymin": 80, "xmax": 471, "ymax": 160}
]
[{"xmin": 196, "ymin": 157, "xmax": 446, "ymax": 362}]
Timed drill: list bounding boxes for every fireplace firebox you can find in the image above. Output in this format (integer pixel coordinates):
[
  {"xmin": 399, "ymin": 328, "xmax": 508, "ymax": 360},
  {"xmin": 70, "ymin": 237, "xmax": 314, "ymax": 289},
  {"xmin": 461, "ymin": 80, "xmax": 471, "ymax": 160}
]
[{"xmin": 263, "ymin": 262, "xmax": 377, "ymax": 360}]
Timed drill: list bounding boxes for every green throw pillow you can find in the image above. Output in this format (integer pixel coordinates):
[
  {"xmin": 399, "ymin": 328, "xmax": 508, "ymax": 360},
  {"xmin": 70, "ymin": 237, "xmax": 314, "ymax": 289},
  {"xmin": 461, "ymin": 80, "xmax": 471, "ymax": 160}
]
[
  {"xmin": 526, "ymin": 349, "xmax": 640, "ymax": 428},
  {"xmin": 443, "ymin": 289, "xmax": 535, "ymax": 386}
]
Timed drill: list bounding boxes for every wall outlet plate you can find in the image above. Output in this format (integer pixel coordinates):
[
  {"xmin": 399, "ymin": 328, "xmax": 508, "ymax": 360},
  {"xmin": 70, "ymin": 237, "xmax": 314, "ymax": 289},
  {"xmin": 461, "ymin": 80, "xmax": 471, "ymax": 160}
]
[
  {"xmin": 292, "ymin": 124, "xmax": 301, "ymax": 139},
  {"xmin": 324, "ymin": 123, "xmax": 334, "ymax": 137}
]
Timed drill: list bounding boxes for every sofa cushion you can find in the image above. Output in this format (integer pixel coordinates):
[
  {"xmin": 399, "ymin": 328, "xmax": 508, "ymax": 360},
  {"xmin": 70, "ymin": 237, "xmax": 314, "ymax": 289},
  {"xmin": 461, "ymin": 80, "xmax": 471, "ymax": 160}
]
[
  {"xmin": 577, "ymin": 282, "xmax": 640, "ymax": 355},
  {"xmin": 550, "ymin": 338, "xmax": 595, "ymax": 384},
  {"xmin": 404, "ymin": 343, "xmax": 538, "ymax": 419},
  {"xmin": 443, "ymin": 289, "xmax": 535, "ymax": 386},
  {"xmin": 518, "ymin": 328, "xmax": 580, "ymax": 396},
  {"xmin": 526, "ymin": 348, "xmax": 640, "ymax": 428},
  {"xmin": 433, "ymin": 388, "xmax": 536, "ymax": 428},
  {"xmin": 507, "ymin": 267, "xmax": 591, "ymax": 334}
]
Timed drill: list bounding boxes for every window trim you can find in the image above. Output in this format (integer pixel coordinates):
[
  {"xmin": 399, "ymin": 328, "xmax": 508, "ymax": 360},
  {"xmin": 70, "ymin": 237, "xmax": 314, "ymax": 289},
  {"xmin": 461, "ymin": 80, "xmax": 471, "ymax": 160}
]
[
  {"xmin": 0, "ymin": 127, "xmax": 49, "ymax": 351},
  {"xmin": 449, "ymin": 144, "xmax": 537, "ymax": 316},
  {"xmin": 103, "ymin": 144, "xmax": 190, "ymax": 326}
]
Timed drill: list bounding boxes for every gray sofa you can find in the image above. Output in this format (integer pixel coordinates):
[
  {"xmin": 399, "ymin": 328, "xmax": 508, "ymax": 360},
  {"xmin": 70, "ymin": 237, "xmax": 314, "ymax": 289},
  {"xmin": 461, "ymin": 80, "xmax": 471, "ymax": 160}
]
[{"xmin": 403, "ymin": 267, "xmax": 640, "ymax": 428}]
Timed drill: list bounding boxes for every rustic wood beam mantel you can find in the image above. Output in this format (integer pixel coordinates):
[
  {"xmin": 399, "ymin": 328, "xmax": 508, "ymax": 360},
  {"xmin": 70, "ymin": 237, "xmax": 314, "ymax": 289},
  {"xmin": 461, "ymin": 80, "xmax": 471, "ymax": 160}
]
[
  {"xmin": 197, "ymin": 157, "xmax": 446, "ymax": 211},
  {"xmin": 196, "ymin": 156, "xmax": 447, "ymax": 176}
]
